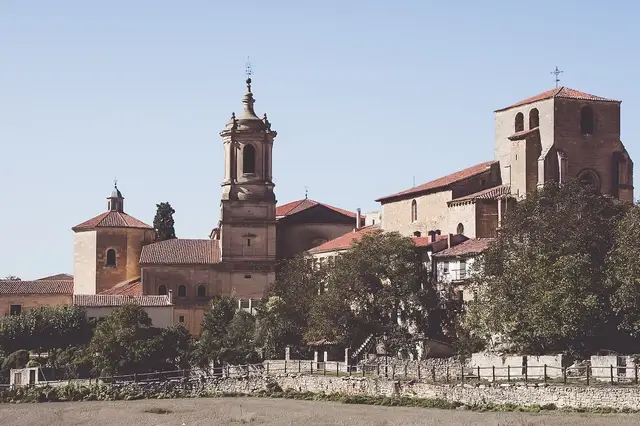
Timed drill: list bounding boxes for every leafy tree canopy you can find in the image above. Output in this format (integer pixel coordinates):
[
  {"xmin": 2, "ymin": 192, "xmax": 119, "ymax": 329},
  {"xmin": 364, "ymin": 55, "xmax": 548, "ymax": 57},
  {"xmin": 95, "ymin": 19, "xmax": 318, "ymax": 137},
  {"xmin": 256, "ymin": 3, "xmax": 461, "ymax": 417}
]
[
  {"xmin": 465, "ymin": 180, "xmax": 630, "ymax": 357},
  {"xmin": 153, "ymin": 202, "xmax": 177, "ymax": 241}
]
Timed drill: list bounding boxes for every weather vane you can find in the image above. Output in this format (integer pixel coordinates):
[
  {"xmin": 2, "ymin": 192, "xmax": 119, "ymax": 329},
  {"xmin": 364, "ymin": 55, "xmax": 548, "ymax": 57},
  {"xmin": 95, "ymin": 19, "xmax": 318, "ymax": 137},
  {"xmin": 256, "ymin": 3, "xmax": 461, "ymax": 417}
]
[
  {"xmin": 550, "ymin": 66, "xmax": 563, "ymax": 88},
  {"xmin": 245, "ymin": 56, "xmax": 253, "ymax": 79},
  {"xmin": 304, "ymin": 186, "xmax": 309, "ymax": 200},
  {"xmin": 114, "ymin": 177, "xmax": 118, "ymax": 187}
]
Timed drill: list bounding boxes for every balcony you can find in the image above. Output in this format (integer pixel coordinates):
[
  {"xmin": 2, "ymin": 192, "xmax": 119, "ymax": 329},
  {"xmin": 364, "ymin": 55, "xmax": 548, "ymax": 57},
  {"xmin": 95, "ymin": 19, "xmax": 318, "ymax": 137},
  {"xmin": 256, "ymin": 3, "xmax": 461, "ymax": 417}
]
[{"xmin": 443, "ymin": 268, "xmax": 468, "ymax": 282}]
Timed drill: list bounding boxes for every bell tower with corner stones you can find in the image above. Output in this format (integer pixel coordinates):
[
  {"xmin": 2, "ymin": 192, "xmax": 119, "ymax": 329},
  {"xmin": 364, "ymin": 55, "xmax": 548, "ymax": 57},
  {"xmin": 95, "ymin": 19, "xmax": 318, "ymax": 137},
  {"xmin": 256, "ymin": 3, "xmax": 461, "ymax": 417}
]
[{"xmin": 217, "ymin": 76, "xmax": 277, "ymax": 291}]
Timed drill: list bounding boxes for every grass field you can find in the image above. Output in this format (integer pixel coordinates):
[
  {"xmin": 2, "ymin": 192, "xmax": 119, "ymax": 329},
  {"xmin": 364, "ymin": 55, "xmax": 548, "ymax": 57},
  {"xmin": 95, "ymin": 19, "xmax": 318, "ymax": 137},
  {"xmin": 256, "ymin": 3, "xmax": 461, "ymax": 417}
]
[{"xmin": 0, "ymin": 396, "xmax": 637, "ymax": 425}]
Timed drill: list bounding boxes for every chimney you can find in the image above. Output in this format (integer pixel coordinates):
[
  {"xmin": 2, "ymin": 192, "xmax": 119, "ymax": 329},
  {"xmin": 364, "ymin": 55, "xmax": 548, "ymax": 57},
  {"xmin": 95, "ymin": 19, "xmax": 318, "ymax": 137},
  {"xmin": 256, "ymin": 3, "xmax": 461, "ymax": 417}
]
[
  {"xmin": 447, "ymin": 233, "xmax": 453, "ymax": 248},
  {"xmin": 355, "ymin": 208, "xmax": 361, "ymax": 231},
  {"xmin": 168, "ymin": 289, "xmax": 173, "ymax": 304},
  {"xmin": 429, "ymin": 231, "xmax": 436, "ymax": 243}
]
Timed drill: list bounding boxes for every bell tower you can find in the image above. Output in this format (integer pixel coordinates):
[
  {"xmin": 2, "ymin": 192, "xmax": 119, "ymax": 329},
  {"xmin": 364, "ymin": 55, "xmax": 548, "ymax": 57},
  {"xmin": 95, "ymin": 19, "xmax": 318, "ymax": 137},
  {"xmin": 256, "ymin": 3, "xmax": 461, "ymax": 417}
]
[{"xmin": 218, "ymin": 75, "xmax": 277, "ymax": 268}]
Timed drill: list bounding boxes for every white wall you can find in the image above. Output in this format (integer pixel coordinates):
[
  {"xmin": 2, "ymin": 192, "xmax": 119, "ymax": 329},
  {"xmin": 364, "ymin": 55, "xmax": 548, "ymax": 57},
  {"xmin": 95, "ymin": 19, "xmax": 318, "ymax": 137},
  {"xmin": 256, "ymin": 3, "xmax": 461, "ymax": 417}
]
[
  {"xmin": 73, "ymin": 231, "xmax": 97, "ymax": 294},
  {"xmin": 85, "ymin": 305, "xmax": 174, "ymax": 328},
  {"xmin": 470, "ymin": 353, "xmax": 563, "ymax": 380}
]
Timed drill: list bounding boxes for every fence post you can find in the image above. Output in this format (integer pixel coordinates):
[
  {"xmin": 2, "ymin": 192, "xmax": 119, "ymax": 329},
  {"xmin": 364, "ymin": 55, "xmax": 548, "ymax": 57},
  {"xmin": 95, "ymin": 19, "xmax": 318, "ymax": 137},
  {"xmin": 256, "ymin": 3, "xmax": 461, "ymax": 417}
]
[
  {"xmin": 377, "ymin": 363, "xmax": 380, "ymax": 377},
  {"xmin": 337, "ymin": 362, "xmax": 339, "ymax": 377},
  {"xmin": 492, "ymin": 366, "xmax": 495, "ymax": 382},
  {"xmin": 544, "ymin": 365, "xmax": 547, "ymax": 384},
  {"xmin": 477, "ymin": 366, "xmax": 480, "ymax": 381},
  {"xmin": 417, "ymin": 364, "xmax": 421, "ymax": 380},
  {"xmin": 507, "ymin": 365, "xmax": 510, "ymax": 383},
  {"xmin": 392, "ymin": 364, "xmax": 395, "ymax": 379},
  {"xmin": 431, "ymin": 366, "xmax": 436, "ymax": 382},
  {"xmin": 611, "ymin": 365, "xmax": 614, "ymax": 385},
  {"xmin": 310, "ymin": 360, "xmax": 313, "ymax": 375},
  {"xmin": 284, "ymin": 360, "xmax": 287, "ymax": 374},
  {"xmin": 323, "ymin": 362, "xmax": 326, "ymax": 376},
  {"xmin": 266, "ymin": 362, "xmax": 269, "ymax": 375},
  {"xmin": 446, "ymin": 366, "xmax": 449, "ymax": 384},
  {"xmin": 524, "ymin": 364, "xmax": 528, "ymax": 384},
  {"xmin": 298, "ymin": 359, "xmax": 301, "ymax": 373},
  {"xmin": 563, "ymin": 366, "xmax": 567, "ymax": 385},
  {"xmin": 362, "ymin": 363, "xmax": 365, "ymax": 377},
  {"xmin": 461, "ymin": 365, "xmax": 464, "ymax": 383},
  {"xmin": 404, "ymin": 363, "xmax": 408, "ymax": 378},
  {"xmin": 133, "ymin": 373, "xmax": 137, "ymax": 383},
  {"xmin": 636, "ymin": 363, "xmax": 638, "ymax": 385},
  {"xmin": 586, "ymin": 365, "xmax": 590, "ymax": 386}
]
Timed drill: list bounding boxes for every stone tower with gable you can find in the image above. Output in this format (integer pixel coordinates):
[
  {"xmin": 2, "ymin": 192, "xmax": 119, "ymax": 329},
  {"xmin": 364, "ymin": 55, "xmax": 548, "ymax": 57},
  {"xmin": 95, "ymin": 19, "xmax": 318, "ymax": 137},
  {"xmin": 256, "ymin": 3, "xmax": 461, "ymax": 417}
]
[
  {"xmin": 72, "ymin": 184, "xmax": 155, "ymax": 295},
  {"xmin": 217, "ymin": 76, "xmax": 277, "ymax": 290},
  {"xmin": 493, "ymin": 87, "xmax": 633, "ymax": 201}
]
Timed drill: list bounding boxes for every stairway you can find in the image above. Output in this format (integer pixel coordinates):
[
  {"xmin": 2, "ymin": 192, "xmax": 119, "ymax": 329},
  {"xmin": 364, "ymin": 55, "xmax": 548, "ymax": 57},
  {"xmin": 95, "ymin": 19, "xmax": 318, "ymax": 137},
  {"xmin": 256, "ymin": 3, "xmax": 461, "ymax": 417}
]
[{"xmin": 352, "ymin": 334, "xmax": 375, "ymax": 360}]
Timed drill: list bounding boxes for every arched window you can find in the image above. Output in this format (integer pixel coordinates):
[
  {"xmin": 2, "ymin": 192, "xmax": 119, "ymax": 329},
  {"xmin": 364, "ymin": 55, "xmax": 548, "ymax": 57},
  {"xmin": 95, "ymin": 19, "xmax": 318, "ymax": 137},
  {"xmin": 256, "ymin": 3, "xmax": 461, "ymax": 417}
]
[
  {"xmin": 413, "ymin": 231, "xmax": 421, "ymax": 237},
  {"xmin": 242, "ymin": 144, "xmax": 256, "ymax": 174},
  {"xmin": 456, "ymin": 223, "xmax": 464, "ymax": 235},
  {"xmin": 529, "ymin": 108, "xmax": 539, "ymax": 129},
  {"xmin": 106, "ymin": 249, "xmax": 116, "ymax": 267},
  {"xmin": 580, "ymin": 106, "xmax": 594, "ymax": 135},
  {"xmin": 197, "ymin": 285, "xmax": 206, "ymax": 297},
  {"xmin": 578, "ymin": 169, "xmax": 601, "ymax": 191},
  {"xmin": 158, "ymin": 285, "xmax": 167, "ymax": 295},
  {"xmin": 411, "ymin": 199, "xmax": 417, "ymax": 222},
  {"xmin": 178, "ymin": 285, "xmax": 187, "ymax": 297},
  {"xmin": 514, "ymin": 112, "xmax": 524, "ymax": 132}
]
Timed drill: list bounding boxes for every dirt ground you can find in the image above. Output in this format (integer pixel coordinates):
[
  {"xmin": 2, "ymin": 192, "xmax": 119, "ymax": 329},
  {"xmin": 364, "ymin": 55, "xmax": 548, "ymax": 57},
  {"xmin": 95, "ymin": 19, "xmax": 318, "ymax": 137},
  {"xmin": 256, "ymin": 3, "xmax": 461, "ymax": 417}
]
[{"xmin": 0, "ymin": 397, "xmax": 637, "ymax": 426}]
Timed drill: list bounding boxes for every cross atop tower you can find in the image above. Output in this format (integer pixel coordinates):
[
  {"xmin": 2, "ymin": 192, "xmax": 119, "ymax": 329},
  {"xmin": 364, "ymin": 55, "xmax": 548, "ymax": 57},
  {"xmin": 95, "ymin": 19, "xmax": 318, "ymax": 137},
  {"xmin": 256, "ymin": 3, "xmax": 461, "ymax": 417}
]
[
  {"xmin": 114, "ymin": 177, "xmax": 118, "ymax": 188},
  {"xmin": 550, "ymin": 66, "xmax": 563, "ymax": 88},
  {"xmin": 304, "ymin": 186, "xmax": 309, "ymax": 200}
]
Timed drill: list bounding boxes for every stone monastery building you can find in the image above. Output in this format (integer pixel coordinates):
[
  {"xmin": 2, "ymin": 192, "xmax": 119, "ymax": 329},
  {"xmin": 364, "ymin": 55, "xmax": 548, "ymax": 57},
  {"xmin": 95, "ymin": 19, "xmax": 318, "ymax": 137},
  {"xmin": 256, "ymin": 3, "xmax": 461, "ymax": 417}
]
[{"xmin": 0, "ymin": 81, "xmax": 634, "ymax": 334}]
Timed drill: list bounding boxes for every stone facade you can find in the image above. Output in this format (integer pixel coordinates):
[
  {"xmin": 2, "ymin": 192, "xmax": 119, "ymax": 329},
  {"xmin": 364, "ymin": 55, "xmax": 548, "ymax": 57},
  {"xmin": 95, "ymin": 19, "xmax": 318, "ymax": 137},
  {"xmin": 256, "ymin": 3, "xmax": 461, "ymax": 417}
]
[{"xmin": 0, "ymin": 294, "xmax": 72, "ymax": 317}]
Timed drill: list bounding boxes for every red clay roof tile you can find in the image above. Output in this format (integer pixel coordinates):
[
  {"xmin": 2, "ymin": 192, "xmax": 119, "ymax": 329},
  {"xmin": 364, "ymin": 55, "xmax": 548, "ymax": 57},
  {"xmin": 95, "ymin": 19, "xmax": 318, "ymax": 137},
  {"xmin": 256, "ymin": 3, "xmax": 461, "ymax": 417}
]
[
  {"xmin": 448, "ymin": 185, "xmax": 511, "ymax": 205},
  {"xmin": 307, "ymin": 226, "xmax": 381, "ymax": 254},
  {"xmin": 496, "ymin": 87, "xmax": 619, "ymax": 112},
  {"xmin": 140, "ymin": 239, "xmax": 221, "ymax": 265},
  {"xmin": 73, "ymin": 294, "xmax": 171, "ymax": 307},
  {"xmin": 376, "ymin": 161, "xmax": 497, "ymax": 203},
  {"xmin": 72, "ymin": 211, "xmax": 152, "ymax": 231},
  {"xmin": 36, "ymin": 273, "xmax": 73, "ymax": 281},
  {"xmin": 0, "ymin": 280, "xmax": 73, "ymax": 295},
  {"xmin": 276, "ymin": 199, "xmax": 358, "ymax": 218},
  {"xmin": 99, "ymin": 278, "xmax": 142, "ymax": 296},
  {"xmin": 433, "ymin": 238, "xmax": 494, "ymax": 257}
]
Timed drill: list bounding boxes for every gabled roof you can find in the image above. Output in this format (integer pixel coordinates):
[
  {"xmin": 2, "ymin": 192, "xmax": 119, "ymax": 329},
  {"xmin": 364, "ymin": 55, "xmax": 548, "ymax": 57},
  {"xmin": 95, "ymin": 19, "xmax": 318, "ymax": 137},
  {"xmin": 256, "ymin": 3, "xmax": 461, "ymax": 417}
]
[
  {"xmin": 140, "ymin": 239, "xmax": 221, "ymax": 265},
  {"xmin": 376, "ymin": 161, "xmax": 497, "ymax": 203},
  {"xmin": 495, "ymin": 87, "xmax": 619, "ymax": 112},
  {"xmin": 307, "ymin": 225, "xmax": 380, "ymax": 254},
  {"xmin": 72, "ymin": 211, "xmax": 152, "ymax": 232},
  {"xmin": 276, "ymin": 199, "xmax": 358, "ymax": 219},
  {"xmin": 448, "ymin": 185, "xmax": 511, "ymax": 205},
  {"xmin": 433, "ymin": 238, "xmax": 494, "ymax": 258},
  {"xmin": 0, "ymin": 280, "xmax": 73, "ymax": 295},
  {"xmin": 36, "ymin": 273, "xmax": 73, "ymax": 281},
  {"xmin": 73, "ymin": 294, "xmax": 171, "ymax": 307},
  {"xmin": 99, "ymin": 277, "xmax": 142, "ymax": 296}
]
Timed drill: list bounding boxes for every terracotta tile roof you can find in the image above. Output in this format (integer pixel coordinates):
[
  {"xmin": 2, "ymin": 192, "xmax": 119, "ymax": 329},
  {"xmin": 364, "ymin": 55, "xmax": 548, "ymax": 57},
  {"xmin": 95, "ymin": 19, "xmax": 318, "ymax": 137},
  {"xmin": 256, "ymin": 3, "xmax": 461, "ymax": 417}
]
[
  {"xmin": 308, "ymin": 229, "xmax": 461, "ymax": 255},
  {"xmin": 36, "ymin": 273, "xmax": 73, "ymax": 281},
  {"xmin": 496, "ymin": 87, "xmax": 619, "ymax": 112},
  {"xmin": 99, "ymin": 277, "xmax": 142, "ymax": 296},
  {"xmin": 376, "ymin": 161, "xmax": 497, "ymax": 203},
  {"xmin": 433, "ymin": 238, "xmax": 494, "ymax": 258},
  {"xmin": 140, "ymin": 239, "xmax": 221, "ymax": 265},
  {"xmin": 307, "ymin": 225, "xmax": 381, "ymax": 254},
  {"xmin": 508, "ymin": 127, "xmax": 539, "ymax": 141},
  {"xmin": 72, "ymin": 211, "xmax": 152, "ymax": 232},
  {"xmin": 448, "ymin": 185, "xmax": 511, "ymax": 205},
  {"xmin": 73, "ymin": 294, "xmax": 171, "ymax": 307},
  {"xmin": 0, "ymin": 280, "xmax": 73, "ymax": 295},
  {"xmin": 276, "ymin": 199, "xmax": 358, "ymax": 219}
]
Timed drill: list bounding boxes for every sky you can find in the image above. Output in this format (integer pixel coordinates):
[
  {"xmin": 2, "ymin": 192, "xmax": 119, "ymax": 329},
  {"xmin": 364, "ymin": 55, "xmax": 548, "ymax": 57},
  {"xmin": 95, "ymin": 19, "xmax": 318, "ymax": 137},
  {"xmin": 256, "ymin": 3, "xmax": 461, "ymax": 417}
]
[{"xmin": 1, "ymin": 1, "xmax": 639, "ymax": 279}]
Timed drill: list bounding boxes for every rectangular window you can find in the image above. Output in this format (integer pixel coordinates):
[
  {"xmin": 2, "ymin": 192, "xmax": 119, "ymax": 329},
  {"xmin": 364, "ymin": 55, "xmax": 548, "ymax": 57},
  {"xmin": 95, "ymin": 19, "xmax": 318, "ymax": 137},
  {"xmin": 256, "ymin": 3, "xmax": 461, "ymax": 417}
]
[
  {"xmin": 443, "ymin": 261, "xmax": 449, "ymax": 274},
  {"xmin": 10, "ymin": 305, "xmax": 21, "ymax": 316},
  {"xmin": 240, "ymin": 299, "xmax": 250, "ymax": 309},
  {"xmin": 459, "ymin": 260, "xmax": 467, "ymax": 279},
  {"xmin": 178, "ymin": 315, "xmax": 185, "ymax": 323},
  {"xmin": 244, "ymin": 274, "xmax": 252, "ymax": 279}
]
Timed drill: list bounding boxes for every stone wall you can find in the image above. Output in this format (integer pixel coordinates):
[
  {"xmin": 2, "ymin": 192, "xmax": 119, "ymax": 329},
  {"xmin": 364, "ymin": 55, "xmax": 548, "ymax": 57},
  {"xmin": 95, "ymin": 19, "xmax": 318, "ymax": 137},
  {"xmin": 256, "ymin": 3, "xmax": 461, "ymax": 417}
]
[{"xmin": 205, "ymin": 374, "xmax": 640, "ymax": 410}]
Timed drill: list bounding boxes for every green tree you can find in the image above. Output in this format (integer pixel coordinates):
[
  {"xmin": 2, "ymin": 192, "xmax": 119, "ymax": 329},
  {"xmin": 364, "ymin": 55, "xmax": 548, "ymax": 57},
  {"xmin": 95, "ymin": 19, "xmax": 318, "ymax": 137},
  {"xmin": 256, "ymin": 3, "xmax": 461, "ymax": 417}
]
[
  {"xmin": 255, "ymin": 255, "xmax": 324, "ymax": 359},
  {"xmin": 153, "ymin": 202, "xmax": 177, "ymax": 241},
  {"xmin": 608, "ymin": 204, "xmax": 640, "ymax": 342},
  {"xmin": 88, "ymin": 304, "xmax": 159, "ymax": 376},
  {"xmin": 464, "ymin": 180, "xmax": 627, "ymax": 357},
  {"xmin": 193, "ymin": 296, "xmax": 237, "ymax": 368},
  {"xmin": 306, "ymin": 231, "xmax": 428, "ymax": 357},
  {"xmin": 0, "ymin": 306, "xmax": 93, "ymax": 355}
]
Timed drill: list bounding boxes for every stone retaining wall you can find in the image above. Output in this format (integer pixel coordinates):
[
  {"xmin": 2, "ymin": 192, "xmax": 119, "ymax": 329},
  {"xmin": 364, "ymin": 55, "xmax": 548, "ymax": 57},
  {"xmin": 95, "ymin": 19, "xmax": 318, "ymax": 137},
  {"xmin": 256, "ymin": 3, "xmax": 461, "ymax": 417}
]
[{"xmin": 205, "ymin": 374, "xmax": 640, "ymax": 411}]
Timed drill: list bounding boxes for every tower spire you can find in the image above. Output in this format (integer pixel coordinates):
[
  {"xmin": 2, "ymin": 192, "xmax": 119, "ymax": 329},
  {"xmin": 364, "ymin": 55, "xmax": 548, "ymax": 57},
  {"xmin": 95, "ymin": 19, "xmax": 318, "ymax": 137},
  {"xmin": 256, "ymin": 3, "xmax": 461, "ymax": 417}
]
[
  {"xmin": 241, "ymin": 57, "xmax": 258, "ymax": 118},
  {"xmin": 107, "ymin": 181, "xmax": 124, "ymax": 212},
  {"xmin": 550, "ymin": 66, "xmax": 563, "ymax": 88}
]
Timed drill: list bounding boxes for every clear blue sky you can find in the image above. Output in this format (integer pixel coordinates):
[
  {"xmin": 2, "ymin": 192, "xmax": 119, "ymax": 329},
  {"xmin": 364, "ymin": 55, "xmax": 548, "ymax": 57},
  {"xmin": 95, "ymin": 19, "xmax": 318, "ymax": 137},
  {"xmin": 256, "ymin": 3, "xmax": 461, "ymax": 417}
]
[{"xmin": 1, "ymin": 1, "xmax": 639, "ymax": 279}]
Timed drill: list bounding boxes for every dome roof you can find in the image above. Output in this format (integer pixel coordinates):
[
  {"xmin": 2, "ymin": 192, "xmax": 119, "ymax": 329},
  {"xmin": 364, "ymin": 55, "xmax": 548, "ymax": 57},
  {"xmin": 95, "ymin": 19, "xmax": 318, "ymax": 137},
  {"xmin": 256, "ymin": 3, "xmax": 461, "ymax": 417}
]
[{"xmin": 223, "ymin": 78, "xmax": 273, "ymax": 132}]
